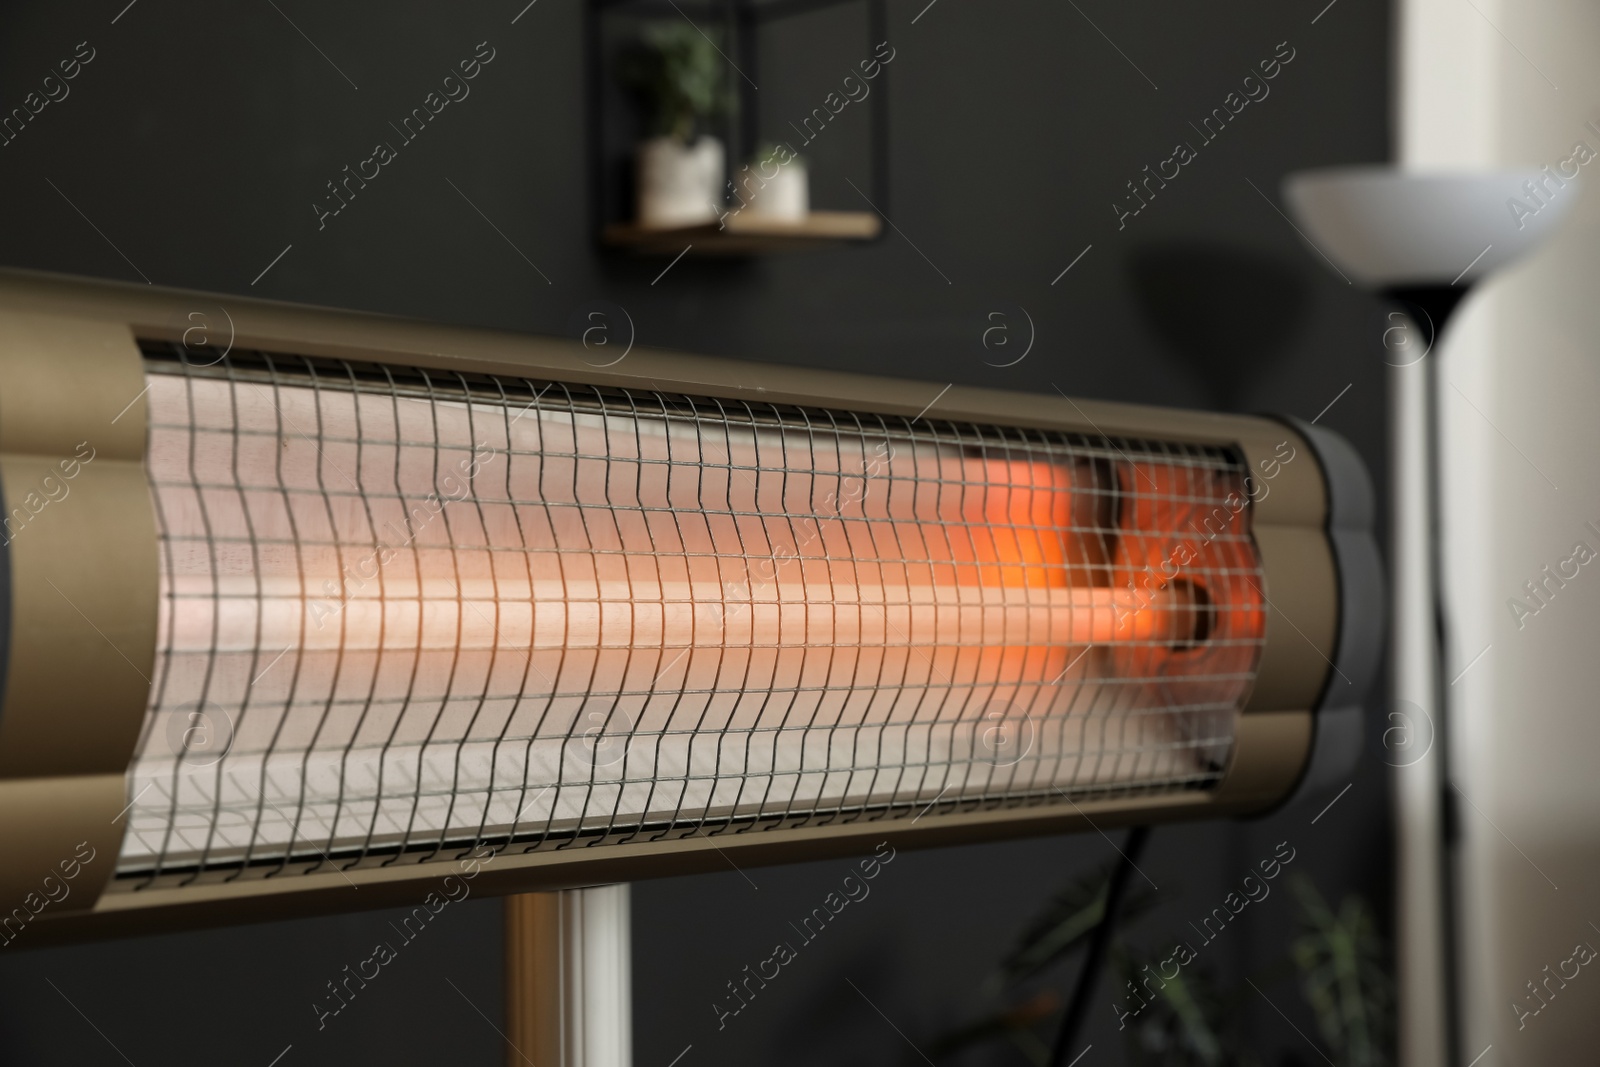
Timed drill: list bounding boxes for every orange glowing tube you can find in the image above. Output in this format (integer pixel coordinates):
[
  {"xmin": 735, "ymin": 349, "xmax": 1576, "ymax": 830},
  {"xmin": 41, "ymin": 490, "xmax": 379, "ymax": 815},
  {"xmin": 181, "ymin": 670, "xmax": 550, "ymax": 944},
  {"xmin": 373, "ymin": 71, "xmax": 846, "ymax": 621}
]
[{"xmin": 221, "ymin": 576, "xmax": 1203, "ymax": 654}]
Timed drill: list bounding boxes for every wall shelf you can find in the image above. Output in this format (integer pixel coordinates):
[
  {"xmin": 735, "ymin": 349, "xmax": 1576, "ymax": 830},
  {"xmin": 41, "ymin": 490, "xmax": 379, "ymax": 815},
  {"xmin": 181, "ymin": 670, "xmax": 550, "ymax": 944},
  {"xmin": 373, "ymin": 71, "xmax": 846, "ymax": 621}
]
[
  {"xmin": 601, "ymin": 210, "xmax": 881, "ymax": 255},
  {"xmin": 587, "ymin": 0, "xmax": 889, "ymax": 258}
]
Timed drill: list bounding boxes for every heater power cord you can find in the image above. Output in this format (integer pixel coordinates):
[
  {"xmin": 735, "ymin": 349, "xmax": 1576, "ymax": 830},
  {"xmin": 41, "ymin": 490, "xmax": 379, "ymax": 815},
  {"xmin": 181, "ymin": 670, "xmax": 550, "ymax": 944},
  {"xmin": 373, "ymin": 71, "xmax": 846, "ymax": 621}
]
[{"xmin": 1047, "ymin": 825, "xmax": 1152, "ymax": 1067}]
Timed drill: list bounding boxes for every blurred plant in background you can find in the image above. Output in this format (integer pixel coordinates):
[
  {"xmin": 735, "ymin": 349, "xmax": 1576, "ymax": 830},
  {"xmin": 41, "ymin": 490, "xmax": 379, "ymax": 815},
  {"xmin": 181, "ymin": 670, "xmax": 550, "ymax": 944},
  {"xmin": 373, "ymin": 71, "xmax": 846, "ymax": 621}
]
[
  {"xmin": 618, "ymin": 22, "xmax": 734, "ymax": 143},
  {"xmin": 1115, "ymin": 954, "xmax": 1254, "ymax": 1067},
  {"xmin": 929, "ymin": 864, "xmax": 1393, "ymax": 1066},
  {"xmin": 1288, "ymin": 874, "xmax": 1394, "ymax": 1067}
]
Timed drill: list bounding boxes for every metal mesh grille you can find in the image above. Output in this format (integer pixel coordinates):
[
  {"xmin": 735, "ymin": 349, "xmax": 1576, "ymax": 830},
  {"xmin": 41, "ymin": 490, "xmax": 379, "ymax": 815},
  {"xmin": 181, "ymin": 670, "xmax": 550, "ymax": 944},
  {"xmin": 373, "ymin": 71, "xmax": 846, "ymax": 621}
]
[{"xmin": 117, "ymin": 344, "xmax": 1266, "ymax": 885}]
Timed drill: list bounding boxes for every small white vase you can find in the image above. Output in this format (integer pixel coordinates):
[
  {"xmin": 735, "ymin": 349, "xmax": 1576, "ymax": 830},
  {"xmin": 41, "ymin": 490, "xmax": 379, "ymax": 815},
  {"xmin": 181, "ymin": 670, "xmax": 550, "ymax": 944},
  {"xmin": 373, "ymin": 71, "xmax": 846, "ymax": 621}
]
[
  {"xmin": 745, "ymin": 158, "xmax": 809, "ymax": 222},
  {"xmin": 635, "ymin": 135, "xmax": 724, "ymax": 228}
]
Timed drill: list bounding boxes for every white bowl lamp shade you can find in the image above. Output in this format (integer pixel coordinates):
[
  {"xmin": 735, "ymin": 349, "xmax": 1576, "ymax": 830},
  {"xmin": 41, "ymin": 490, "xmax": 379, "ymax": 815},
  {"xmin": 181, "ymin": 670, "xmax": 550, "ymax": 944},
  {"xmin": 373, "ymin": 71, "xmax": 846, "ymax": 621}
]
[{"xmin": 1283, "ymin": 166, "xmax": 1578, "ymax": 290}]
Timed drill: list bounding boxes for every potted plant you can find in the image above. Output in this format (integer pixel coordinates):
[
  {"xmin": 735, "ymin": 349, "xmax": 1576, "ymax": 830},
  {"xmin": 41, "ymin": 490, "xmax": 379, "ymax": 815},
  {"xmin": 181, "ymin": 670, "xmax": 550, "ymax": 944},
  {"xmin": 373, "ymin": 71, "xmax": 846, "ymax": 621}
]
[
  {"xmin": 740, "ymin": 142, "xmax": 809, "ymax": 223},
  {"xmin": 619, "ymin": 23, "xmax": 734, "ymax": 228}
]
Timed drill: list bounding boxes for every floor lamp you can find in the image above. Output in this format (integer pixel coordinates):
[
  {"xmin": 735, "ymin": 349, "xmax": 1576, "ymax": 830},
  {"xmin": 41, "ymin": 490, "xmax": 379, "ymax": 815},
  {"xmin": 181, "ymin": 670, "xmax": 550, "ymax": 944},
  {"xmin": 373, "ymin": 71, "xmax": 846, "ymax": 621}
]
[{"xmin": 1284, "ymin": 166, "xmax": 1577, "ymax": 1067}]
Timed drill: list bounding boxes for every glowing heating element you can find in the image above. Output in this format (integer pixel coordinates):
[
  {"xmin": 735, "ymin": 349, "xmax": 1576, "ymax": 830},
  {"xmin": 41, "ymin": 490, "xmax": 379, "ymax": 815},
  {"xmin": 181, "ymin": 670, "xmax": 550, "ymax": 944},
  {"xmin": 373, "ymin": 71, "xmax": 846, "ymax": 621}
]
[{"xmin": 122, "ymin": 353, "xmax": 1266, "ymax": 878}]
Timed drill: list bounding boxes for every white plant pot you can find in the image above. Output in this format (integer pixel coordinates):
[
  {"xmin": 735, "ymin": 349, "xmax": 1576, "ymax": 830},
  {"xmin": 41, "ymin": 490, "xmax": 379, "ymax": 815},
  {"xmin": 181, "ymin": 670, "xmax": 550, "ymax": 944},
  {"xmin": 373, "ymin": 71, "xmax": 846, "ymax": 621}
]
[
  {"xmin": 746, "ymin": 158, "xmax": 809, "ymax": 222},
  {"xmin": 635, "ymin": 135, "xmax": 723, "ymax": 229}
]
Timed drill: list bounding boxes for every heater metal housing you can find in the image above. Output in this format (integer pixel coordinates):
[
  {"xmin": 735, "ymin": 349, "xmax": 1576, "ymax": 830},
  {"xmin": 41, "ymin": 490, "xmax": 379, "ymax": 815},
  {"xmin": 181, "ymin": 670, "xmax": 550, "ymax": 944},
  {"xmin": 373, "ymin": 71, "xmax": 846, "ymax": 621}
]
[{"xmin": 0, "ymin": 269, "xmax": 1379, "ymax": 944}]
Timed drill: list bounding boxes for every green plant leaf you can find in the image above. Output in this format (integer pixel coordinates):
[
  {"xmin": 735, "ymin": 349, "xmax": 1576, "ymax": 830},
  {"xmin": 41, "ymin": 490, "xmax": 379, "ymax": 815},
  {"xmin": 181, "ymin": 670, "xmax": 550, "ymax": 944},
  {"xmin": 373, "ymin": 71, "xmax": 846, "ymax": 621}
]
[
  {"xmin": 1287, "ymin": 873, "xmax": 1395, "ymax": 1067},
  {"xmin": 617, "ymin": 22, "xmax": 737, "ymax": 141},
  {"xmin": 1116, "ymin": 950, "xmax": 1243, "ymax": 1067},
  {"xmin": 990, "ymin": 861, "xmax": 1161, "ymax": 993}
]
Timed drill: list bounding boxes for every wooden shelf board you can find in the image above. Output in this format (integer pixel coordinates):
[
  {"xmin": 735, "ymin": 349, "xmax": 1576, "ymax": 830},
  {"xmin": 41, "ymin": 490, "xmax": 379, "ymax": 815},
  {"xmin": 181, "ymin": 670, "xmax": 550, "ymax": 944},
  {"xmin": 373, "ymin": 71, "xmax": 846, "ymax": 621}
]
[{"xmin": 602, "ymin": 211, "xmax": 882, "ymax": 254}]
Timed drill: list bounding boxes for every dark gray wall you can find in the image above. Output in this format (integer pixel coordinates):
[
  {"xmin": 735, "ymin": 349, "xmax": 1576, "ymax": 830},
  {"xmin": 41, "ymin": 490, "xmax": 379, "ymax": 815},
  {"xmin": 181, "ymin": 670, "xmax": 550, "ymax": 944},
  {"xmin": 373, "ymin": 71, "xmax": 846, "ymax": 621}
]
[{"xmin": 0, "ymin": 1, "xmax": 1394, "ymax": 1064}]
